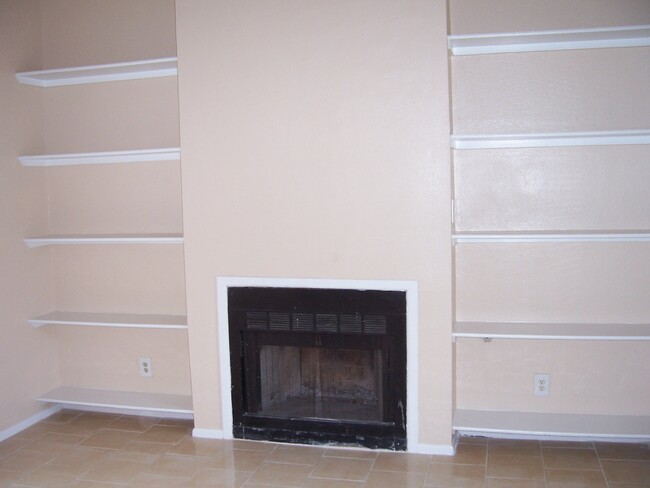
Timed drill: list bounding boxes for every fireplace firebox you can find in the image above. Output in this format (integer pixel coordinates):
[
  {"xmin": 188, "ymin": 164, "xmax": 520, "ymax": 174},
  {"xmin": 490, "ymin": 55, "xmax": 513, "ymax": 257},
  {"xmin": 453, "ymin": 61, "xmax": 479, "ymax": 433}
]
[{"xmin": 228, "ymin": 287, "xmax": 407, "ymax": 450}]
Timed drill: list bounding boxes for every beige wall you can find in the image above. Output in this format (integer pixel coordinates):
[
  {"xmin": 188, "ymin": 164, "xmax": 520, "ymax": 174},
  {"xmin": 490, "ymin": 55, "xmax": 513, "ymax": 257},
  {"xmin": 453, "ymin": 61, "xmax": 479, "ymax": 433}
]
[
  {"xmin": 175, "ymin": 0, "xmax": 453, "ymax": 447},
  {"xmin": 0, "ymin": 0, "xmax": 57, "ymax": 432},
  {"xmin": 451, "ymin": 1, "xmax": 650, "ymax": 415},
  {"xmin": 37, "ymin": 0, "xmax": 190, "ymax": 397}
]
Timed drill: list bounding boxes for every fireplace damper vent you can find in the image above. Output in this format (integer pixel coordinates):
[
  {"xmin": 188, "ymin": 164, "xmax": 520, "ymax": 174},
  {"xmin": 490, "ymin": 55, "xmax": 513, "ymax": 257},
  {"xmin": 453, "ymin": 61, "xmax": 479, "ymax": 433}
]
[{"xmin": 228, "ymin": 287, "xmax": 407, "ymax": 450}]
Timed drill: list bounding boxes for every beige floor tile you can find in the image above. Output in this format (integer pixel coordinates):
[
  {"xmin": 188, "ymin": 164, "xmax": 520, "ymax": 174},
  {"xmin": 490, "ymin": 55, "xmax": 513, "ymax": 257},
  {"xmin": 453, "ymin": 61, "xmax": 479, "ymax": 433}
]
[
  {"xmin": 602, "ymin": 460, "xmax": 650, "ymax": 484},
  {"xmin": 171, "ymin": 437, "xmax": 232, "ymax": 457},
  {"xmin": 231, "ymin": 440, "xmax": 277, "ymax": 452},
  {"xmin": 486, "ymin": 478, "xmax": 545, "ymax": 488},
  {"xmin": 11, "ymin": 471, "xmax": 77, "ymax": 488},
  {"xmin": 79, "ymin": 457, "xmax": 149, "ymax": 484},
  {"xmin": 323, "ymin": 447, "xmax": 378, "ymax": 460},
  {"xmin": 458, "ymin": 436, "xmax": 489, "ymax": 445},
  {"xmin": 608, "ymin": 484, "xmax": 650, "ymax": 488},
  {"xmin": 0, "ymin": 470, "xmax": 22, "ymax": 486},
  {"xmin": 125, "ymin": 473, "xmax": 190, "ymax": 487},
  {"xmin": 541, "ymin": 440, "xmax": 594, "ymax": 449},
  {"xmin": 23, "ymin": 462, "xmax": 94, "ymax": 480},
  {"xmin": 46, "ymin": 416, "xmax": 115, "ymax": 436},
  {"xmin": 102, "ymin": 443, "xmax": 166, "ymax": 465},
  {"xmin": 425, "ymin": 463, "xmax": 486, "ymax": 487},
  {"xmin": 136, "ymin": 425, "xmax": 191, "ymax": 444},
  {"xmin": 48, "ymin": 446, "xmax": 108, "ymax": 472},
  {"xmin": 488, "ymin": 439, "xmax": 541, "ymax": 456},
  {"xmin": 486, "ymin": 453, "xmax": 545, "ymax": 480},
  {"xmin": 542, "ymin": 447, "xmax": 601, "ymax": 469},
  {"xmin": 265, "ymin": 444, "xmax": 325, "ymax": 465},
  {"xmin": 0, "ymin": 449, "xmax": 56, "ymax": 473},
  {"xmin": 184, "ymin": 468, "xmax": 251, "ymax": 487},
  {"xmin": 80, "ymin": 459, "xmax": 148, "ymax": 483},
  {"xmin": 301, "ymin": 478, "xmax": 365, "ymax": 488},
  {"xmin": 107, "ymin": 415, "xmax": 158, "ymax": 432},
  {"xmin": 41, "ymin": 410, "xmax": 83, "ymax": 425},
  {"xmin": 373, "ymin": 451, "xmax": 432, "ymax": 472},
  {"xmin": 208, "ymin": 448, "xmax": 271, "ymax": 471},
  {"xmin": 31, "ymin": 432, "xmax": 87, "ymax": 446},
  {"xmin": 431, "ymin": 443, "xmax": 487, "ymax": 465},
  {"xmin": 10, "ymin": 424, "xmax": 52, "ymax": 442},
  {"xmin": 246, "ymin": 462, "xmax": 313, "ymax": 487},
  {"xmin": 309, "ymin": 456, "xmax": 374, "ymax": 481},
  {"xmin": 71, "ymin": 480, "xmax": 136, "ymax": 487},
  {"xmin": 143, "ymin": 453, "xmax": 213, "ymax": 478},
  {"xmin": 80, "ymin": 428, "xmax": 141, "ymax": 450},
  {"xmin": 365, "ymin": 469, "xmax": 426, "ymax": 488},
  {"xmin": 119, "ymin": 439, "xmax": 173, "ymax": 459},
  {"xmin": 546, "ymin": 468, "xmax": 608, "ymax": 487},
  {"xmin": 0, "ymin": 438, "xmax": 32, "ymax": 458},
  {"xmin": 595, "ymin": 442, "xmax": 650, "ymax": 461}
]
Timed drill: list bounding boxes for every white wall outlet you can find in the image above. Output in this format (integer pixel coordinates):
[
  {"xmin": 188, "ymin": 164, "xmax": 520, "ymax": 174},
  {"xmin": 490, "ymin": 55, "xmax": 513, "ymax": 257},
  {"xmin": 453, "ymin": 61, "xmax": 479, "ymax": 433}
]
[
  {"xmin": 139, "ymin": 357, "xmax": 152, "ymax": 377},
  {"xmin": 534, "ymin": 373, "xmax": 550, "ymax": 396}
]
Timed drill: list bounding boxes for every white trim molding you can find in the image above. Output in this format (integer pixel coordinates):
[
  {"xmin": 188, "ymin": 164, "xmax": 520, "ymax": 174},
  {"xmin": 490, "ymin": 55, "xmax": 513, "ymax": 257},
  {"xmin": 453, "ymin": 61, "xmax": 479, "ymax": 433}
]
[
  {"xmin": 215, "ymin": 276, "xmax": 424, "ymax": 452},
  {"xmin": 0, "ymin": 405, "xmax": 62, "ymax": 442},
  {"xmin": 451, "ymin": 129, "xmax": 650, "ymax": 150},
  {"xmin": 448, "ymin": 25, "xmax": 650, "ymax": 56}
]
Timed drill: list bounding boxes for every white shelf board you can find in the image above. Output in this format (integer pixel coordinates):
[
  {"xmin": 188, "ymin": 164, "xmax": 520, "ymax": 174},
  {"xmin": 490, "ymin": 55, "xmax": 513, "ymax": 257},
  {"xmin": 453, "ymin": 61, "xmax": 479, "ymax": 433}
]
[
  {"xmin": 16, "ymin": 57, "xmax": 177, "ymax": 87},
  {"xmin": 19, "ymin": 148, "xmax": 180, "ymax": 167},
  {"xmin": 453, "ymin": 231, "xmax": 650, "ymax": 244},
  {"xmin": 24, "ymin": 234, "xmax": 183, "ymax": 248},
  {"xmin": 453, "ymin": 322, "xmax": 650, "ymax": 341},
  {"xmin": 451, "ymin": 129, "xmax": 650, "ymax": 150},
  {"xmin": 38, "ymin": 386, "xmax": 193, "ymax": 415},
  {"xmin": 29, "ymin": 311, "xmax": 187, "ymax": 329},
  {"xmin": 449, "ymin": 25, "xmax": 650, "ymax": 55},
  {"xmin": 454, "ymin": 409, "xmax": 650, "ymax": 440}
]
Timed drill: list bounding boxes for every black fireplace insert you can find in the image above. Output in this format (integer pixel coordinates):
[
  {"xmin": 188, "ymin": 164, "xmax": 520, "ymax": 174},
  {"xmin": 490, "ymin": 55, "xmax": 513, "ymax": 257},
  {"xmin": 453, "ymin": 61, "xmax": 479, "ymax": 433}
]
[{"xmin": 228, "ymin": 287, "xmax": 407, "ymax": 450}]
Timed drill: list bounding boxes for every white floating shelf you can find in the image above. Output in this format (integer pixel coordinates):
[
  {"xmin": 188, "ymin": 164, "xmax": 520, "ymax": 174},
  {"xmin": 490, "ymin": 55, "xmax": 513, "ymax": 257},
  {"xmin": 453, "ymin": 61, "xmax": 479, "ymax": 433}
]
[
  {"xmin": 19, "ymin": 148, "xmax": 180, "ymax": 167},
  {"xmin": 451, "ymin": 129, "xmax": 650, "ymax": 150},
  {"xmin": 29, "ymin": 311, "xmax": 187, "ymax": 330},
  {"xmin": 453, "ymin": 231, "xmax": 650, "ymax": 244},
  {"xmin": 38, "ymin": 386, "xmax": 193, "ymax": 415},
  {"xmin": 16, "ymin": 57, "xmax": 177, "ymax": 87},
  {"xmin": 454, "ymin": 409, "xmax": 650, "ymax": 440},
  {"xmin": 449, "ymin": 25, "xmax": 650, "ymax": 55},
  {"xmin": 24, "ymin": 234, "xmax": 183, "ymax": 248},
  {"xmin": 453, "ymin": 322, "xmax": 650, "ymax": 342}
]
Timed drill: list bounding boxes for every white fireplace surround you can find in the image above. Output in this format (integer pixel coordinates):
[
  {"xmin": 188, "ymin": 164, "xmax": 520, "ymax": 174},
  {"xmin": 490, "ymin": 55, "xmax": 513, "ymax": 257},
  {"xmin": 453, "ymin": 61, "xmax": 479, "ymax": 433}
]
[{"xmin": 201, "ymin": 276, "xmax": 451, "ymax": 455}]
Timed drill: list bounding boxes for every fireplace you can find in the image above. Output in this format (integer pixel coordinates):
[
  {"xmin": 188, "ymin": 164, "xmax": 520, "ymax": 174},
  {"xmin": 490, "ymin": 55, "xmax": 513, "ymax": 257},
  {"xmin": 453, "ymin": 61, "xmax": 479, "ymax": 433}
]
[{"xmin": 228, "ymin": 287, "xmax": 407, "ymax": 450}]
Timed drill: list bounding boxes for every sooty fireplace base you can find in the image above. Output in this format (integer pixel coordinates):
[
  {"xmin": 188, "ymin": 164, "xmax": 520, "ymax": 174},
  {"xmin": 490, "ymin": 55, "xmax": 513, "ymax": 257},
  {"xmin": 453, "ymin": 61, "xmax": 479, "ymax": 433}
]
[{"xmin": 228, "ymin": 287, "xmax": 407, "ymax": 450}]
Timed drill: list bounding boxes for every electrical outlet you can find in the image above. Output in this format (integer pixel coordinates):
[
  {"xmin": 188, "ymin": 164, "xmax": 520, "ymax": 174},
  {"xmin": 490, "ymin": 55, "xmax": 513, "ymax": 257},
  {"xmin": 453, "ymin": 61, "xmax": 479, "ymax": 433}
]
[
  {"xmin": 534, "ymin": 373, "xmax": 550, "ymax": 396},
  {"xmin": 139, "ymin": 357, "xmax": 152, "ymax": 377}
]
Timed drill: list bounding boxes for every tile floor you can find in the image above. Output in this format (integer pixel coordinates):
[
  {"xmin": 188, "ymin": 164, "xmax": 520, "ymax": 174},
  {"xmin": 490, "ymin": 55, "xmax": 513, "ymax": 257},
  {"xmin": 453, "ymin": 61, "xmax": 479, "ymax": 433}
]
[{"xmin": 0, "ymin": 410, "xmax": 649, "ymax": 487}]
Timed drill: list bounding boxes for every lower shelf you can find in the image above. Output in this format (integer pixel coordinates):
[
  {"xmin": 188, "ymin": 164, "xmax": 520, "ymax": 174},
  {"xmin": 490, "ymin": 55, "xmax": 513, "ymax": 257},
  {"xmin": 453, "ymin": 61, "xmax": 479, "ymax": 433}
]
[
  {"xmin": 453, "ymin": 409, "xmax": 650, "ymax": 440},
  {"xmin": 38, "ymin": 386, "xmax": 193, "ymax": 415}
]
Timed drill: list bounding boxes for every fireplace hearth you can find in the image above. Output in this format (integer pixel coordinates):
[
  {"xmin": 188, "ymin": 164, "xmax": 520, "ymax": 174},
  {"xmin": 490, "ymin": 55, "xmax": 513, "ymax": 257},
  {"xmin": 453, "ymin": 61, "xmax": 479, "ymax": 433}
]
[{"xmin": 228, "ymin": 287, "xmax": 407, "ymax": 450}]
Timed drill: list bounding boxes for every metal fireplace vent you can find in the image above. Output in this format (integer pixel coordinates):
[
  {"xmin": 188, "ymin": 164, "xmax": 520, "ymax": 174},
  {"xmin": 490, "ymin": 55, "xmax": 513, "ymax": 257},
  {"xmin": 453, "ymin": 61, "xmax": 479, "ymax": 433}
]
[{"xmin": 246, "ymin": 311, "xmax": 387, "ymax": 335}]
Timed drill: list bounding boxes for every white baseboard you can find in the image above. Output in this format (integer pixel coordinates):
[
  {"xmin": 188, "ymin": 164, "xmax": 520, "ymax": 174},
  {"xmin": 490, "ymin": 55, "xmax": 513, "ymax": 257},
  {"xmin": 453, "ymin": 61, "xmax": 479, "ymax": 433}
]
[
  {"xmin": 412, "ymin": 442, "xmax": 456, "ymax": 455},
  {"xmin": 192, "ymin": 428, "xmax": 225, "ymax": 439},
  {"xmin": 0, "ymin": 405, "xmax": 62, "ymax": 442}
]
